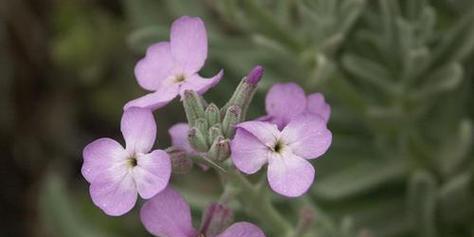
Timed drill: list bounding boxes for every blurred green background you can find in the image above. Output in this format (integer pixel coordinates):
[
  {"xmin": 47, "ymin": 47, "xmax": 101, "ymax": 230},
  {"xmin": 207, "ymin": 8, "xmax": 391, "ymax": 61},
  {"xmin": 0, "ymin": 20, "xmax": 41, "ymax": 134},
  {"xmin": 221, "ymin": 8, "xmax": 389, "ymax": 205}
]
[{"xmin": 1, "ymin": 0, "xmax": 473, "ymax": 236}]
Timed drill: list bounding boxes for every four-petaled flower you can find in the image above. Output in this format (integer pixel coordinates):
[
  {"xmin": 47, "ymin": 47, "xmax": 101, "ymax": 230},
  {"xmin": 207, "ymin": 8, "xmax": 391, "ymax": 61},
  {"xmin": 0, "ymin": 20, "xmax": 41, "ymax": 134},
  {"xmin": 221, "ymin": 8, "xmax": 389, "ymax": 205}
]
[
  {"xmin": 260, "ymin": 83, "xmax": 331, "ymax": 129},
  {"xmin": 231, "ymin": 115, "xmax": 332, "ymax": 197},
  {"xmin": 82, "ymin": 14, "xmax": 334, "ymax": 234},
  {"xmin": 140, "ymin": 187, "xmax": 266, "ymax": 237},
  {"xmin": 124, "ymin": 16, "xmax": 223, "ymax": 111},
  {"xmin": 82, "ymin": 108, "xmax": 171, "ymax": 216}
]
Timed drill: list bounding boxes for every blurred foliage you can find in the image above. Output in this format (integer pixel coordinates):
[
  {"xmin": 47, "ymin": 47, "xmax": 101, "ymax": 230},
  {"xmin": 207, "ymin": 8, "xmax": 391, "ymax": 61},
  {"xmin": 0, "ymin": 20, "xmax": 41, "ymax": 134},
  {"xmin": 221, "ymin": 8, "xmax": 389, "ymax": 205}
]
[{"xmin": 1, "ymin": 0, "xmax": 474, "ymax": 236}]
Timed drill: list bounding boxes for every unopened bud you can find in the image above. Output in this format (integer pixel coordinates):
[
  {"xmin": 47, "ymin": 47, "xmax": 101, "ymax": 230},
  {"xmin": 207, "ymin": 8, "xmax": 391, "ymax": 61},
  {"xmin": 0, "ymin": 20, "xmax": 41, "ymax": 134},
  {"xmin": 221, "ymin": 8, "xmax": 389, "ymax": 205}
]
[
  {"xmin": 194, "ymin": 118, "xmax": 209, "ymax": 138},
  {"xmin": 205, "ymin": 103, "xmax": 220, "ymax": 125},
  {"xmin": 183, "ymin": 90, "xmax": 206, "ymax": 126},
  {"xmin": 222, "ymin": 105, "xmax": 241, "ymax": 138},
  {"xmin": 188, "ymin": 127, "xmax": 208, "ymax": 152},
  {"xmin": 208, "ymin": 124, "xmax": 223, "ymax": 144},
  {"xmin": 200, "ymin": 204, "xmax": 234, "ymax": 237},
  {"xmin": 167, "ymin": 147, "xmax": 193, "ymax": 174},
  {"xmin": 221, "ymin": 66, "xmax": 263, "ymax": 120},
  {"xmin": 208, "ymin": 136, "xmax": 230, "ymax": 162},
  {"xmin": 244, "ymin": 65, "xmax": 264, "ymax": 85}
]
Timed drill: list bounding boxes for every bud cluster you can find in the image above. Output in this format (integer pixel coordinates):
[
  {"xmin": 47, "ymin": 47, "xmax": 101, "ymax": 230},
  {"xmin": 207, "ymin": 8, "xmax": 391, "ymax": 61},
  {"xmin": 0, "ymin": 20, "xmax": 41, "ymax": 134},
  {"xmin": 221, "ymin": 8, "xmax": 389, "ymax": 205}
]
[{"xmin": 183, "ymin": 66, "xmax": 264, "ymax": 163}]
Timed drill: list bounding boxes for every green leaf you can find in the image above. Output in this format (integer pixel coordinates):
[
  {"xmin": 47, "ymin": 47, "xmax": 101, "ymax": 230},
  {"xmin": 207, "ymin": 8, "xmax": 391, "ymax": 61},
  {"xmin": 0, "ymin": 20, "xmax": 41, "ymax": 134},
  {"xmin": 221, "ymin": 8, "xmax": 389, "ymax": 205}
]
[
  {"xmin": 431, "ymin": 9, "xmax": 474, "ymax": 66},
  {"xmin": 313, "ymin": 159, "xmax": 407, "ymax": 200},
  {"xmin": 123, "ymin": 0, "xmax": 166, "ymax": 27},
  {"xmin": 436, "ymin": 119, "xmax": 473, "ymax": 176},
  {"xmin": 411, "ymin": 62, "xmax": 463, "ymax": 100},
  {"xmin": 127, "ymin": 25, "xmax": 168, "ymax": 53},
  {"xmin": 406, "ymin": 0, "xmax": 426, "ymax": 21},
  {"xmin": 438, "ymin": 172, "xmax": 474, "ymax": 224},
  {"xmin": 342, "ymin": 54, "xmax": 395, "ymax": 94},
  {"xmin": 39, "ymin": 173, "xmax": 109, "ymax": 237},
  {"xmin": 407, "ymin": 170, "xmax": 438, "ymax": 237}
]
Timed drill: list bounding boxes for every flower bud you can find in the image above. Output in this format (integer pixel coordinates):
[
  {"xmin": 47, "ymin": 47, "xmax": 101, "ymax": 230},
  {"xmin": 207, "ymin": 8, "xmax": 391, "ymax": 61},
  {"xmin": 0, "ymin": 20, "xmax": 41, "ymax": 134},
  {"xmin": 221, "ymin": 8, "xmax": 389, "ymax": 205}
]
[
  {"xmin": 183, "ymin": 90, "xmax": 206, "ymax": 126},
  {"xmin": 222, "ymin": 105, "xmax": 241, "ymax": 138},
  {"xmin": 244, "ymin": 65, "xmax": 264, "ymax": 85},
  {"xmin": 208, "ymin": 124, "xmax": 223, "ymax": 144},
  {"xmin": 199, "ymin": 203, "xmax": 234, "ymax": 237},
  {"xmin": 205, "ymin": 103, "xmax": 220, "ymax": 126},
  {"xmin": 166, "ymin": 147, "xmax": 193, "ymax": 174},
  {"xmin": 188, "ymin": 127, "xmax": 208, "ymax": 152},
  {"xmin": 194, "ymin": 118, "xmax": 209, "ymax": 138},
  {"xmin": 221, "ymin": 66, "xmax": 264, "ymax": 121},
  {"xmin": 208, "ymin": 136, "xmax": 230, "ymax": 162}
]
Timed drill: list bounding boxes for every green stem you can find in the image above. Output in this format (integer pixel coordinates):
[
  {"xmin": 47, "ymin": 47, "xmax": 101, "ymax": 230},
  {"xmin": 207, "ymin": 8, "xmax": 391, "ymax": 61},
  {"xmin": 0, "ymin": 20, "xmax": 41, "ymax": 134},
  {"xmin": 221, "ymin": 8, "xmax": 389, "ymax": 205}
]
[{"xmin": 222, "ymin": 170, "xmax": 294, "ymax": 236}]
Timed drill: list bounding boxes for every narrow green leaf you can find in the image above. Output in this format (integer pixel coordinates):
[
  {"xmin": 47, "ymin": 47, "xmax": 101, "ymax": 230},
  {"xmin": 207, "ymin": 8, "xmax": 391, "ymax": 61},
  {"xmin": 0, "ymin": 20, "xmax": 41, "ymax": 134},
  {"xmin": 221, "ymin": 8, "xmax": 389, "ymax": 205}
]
[
  {"xmin": 438, "ymin": 172, "xmax": 473, "ymax": 224},
  {"xmin": 342, "ymin": 54, "xmax": 395, "ymax": 94},
  {"xmin": 411, "ymin": 62, "xmax": 463, "ymax": 100},
  {"xmin": 436, "ymin": 119, "xmax": 473, "ymax": 176},
  {"xmin": 39, "ymin": 173, "xmax": 109, "ymax": 237},
  {"xmin": 313, "ymin": 159, "xmax": 407, "ymax": 200},
  {"xmin": 127, "ymin": 26, "xmax": 167, "ymax": 53},
  {"xmin": 407, "ymin": 170, "xmax": 438, "ymax": 237},
  {"xmin": 431, "ymin": 10, "xmax": 474, "ymax": 66}
]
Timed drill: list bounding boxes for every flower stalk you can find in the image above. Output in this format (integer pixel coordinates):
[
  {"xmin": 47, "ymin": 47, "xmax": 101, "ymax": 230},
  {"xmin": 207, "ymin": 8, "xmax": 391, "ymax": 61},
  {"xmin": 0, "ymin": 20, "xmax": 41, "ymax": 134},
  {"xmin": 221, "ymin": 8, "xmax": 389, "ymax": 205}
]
[{"xmin": 222, "ymin": 169, "xmax": 294, "ymax": 237}]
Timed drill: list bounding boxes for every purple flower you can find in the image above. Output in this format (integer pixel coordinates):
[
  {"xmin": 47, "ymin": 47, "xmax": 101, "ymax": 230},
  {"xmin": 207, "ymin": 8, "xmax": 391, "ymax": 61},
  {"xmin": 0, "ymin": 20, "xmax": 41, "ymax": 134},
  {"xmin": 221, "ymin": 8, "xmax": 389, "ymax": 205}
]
[
  {"xmin": 260, "ymin": 83, "xmax": 331, "ymax": 129},
  {"xmin": 140, "ymin": 187, "xmax": 266, "ymax": 237},
  {"xmin": 125, "ymin": 16, "xmax": 223, "ymax": 110},
  {"xmin": 231, "ymin": 115, "xmax": 332, "ymax": 197},
  {"xmin": 82, "ymin": 108, "xmax": 171, "ymax": 216},
  {"xmin": 169, "ymin": 123, "xmax": 197, "ymax": 156}
]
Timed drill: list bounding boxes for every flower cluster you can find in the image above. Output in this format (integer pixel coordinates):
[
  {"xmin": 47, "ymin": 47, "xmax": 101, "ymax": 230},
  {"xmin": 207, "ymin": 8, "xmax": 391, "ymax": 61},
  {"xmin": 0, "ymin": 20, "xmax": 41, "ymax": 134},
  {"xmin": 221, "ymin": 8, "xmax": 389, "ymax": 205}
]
[{"xmin": 82, "ymin": 16, "xmax": 332, "ymax": 236}]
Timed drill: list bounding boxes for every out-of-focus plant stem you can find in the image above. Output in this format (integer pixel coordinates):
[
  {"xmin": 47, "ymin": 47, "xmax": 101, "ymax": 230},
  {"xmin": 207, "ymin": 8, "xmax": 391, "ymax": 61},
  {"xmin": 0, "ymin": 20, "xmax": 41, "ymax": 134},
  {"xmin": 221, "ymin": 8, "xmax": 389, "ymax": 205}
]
[{"xmin": 221, "ymin": 169, "xmax": 295, "ymax": 237}]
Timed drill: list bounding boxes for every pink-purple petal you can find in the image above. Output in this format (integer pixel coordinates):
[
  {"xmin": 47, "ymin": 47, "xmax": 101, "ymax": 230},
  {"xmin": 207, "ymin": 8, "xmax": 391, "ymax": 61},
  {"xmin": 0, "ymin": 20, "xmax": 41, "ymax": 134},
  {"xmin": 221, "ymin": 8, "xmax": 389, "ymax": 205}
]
[
  {"xmin": 124, "ymin": 85, "xmax": 179, "ymax": 111},
  {"xmin": 256, "ymin": 115, "xmax": 286, "ymax": 130},
  {"xmin": 200, "ymin": 203, "xmax": 234, "ymax": 237},
  {"xmin": 267, "ymin": 152, "xmax": 315, "ymax": 197},
  {"xmin": 245, "ymin": 65, "xmax": 264, "ymax": 85},
  {"xmin": 133, "ymin": 150, "xmax": 171, "ymax": 199},
  {"xmin": 121, "ymin": 107, "xmax": 157, "ymax": 154},
  {"xmin": 89, "ymin": 170, "xmax": 137, "ymax": 216},
  {"xmin": 169, "ymin": 123, "xmax": 197, "ymax": 155},
  {"xmin": 235, "ymin": 121, "xmax": 279, "ymax": 146},
  {"xmin": 179, "ymin": 70, "xmax": 224, "ymax": 96},
  {"xmin": 216, "ymin": 222, "xmax": 266, "ymax": 237},
  {"xmin": 82, "ymin": 138, "xmax": 128, "ymax": 183},
  {"xmin": 170, "ymin": 16, "xmax": 207, "ymax": 74},
  {"xmin": 140, "ymin": 187, "xmax": 197, "ymax": 237},
  {"xmin": 135, "ymin": 42, "xmax": 177, "ymax": 91},
  {"xmin": 281, "ymin": 115, "xmax": 332, "ymax": 159},
  {"xmin": 265, "ymin": 83, "xmax": 307, "ymax": 128},
  {"xmin": 231, "ymin": 129, "xmax": 269, "ymax": 174},
  {"xmin": 306, "ymin": 93, "xmax": 331, "ymax": 123}
]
